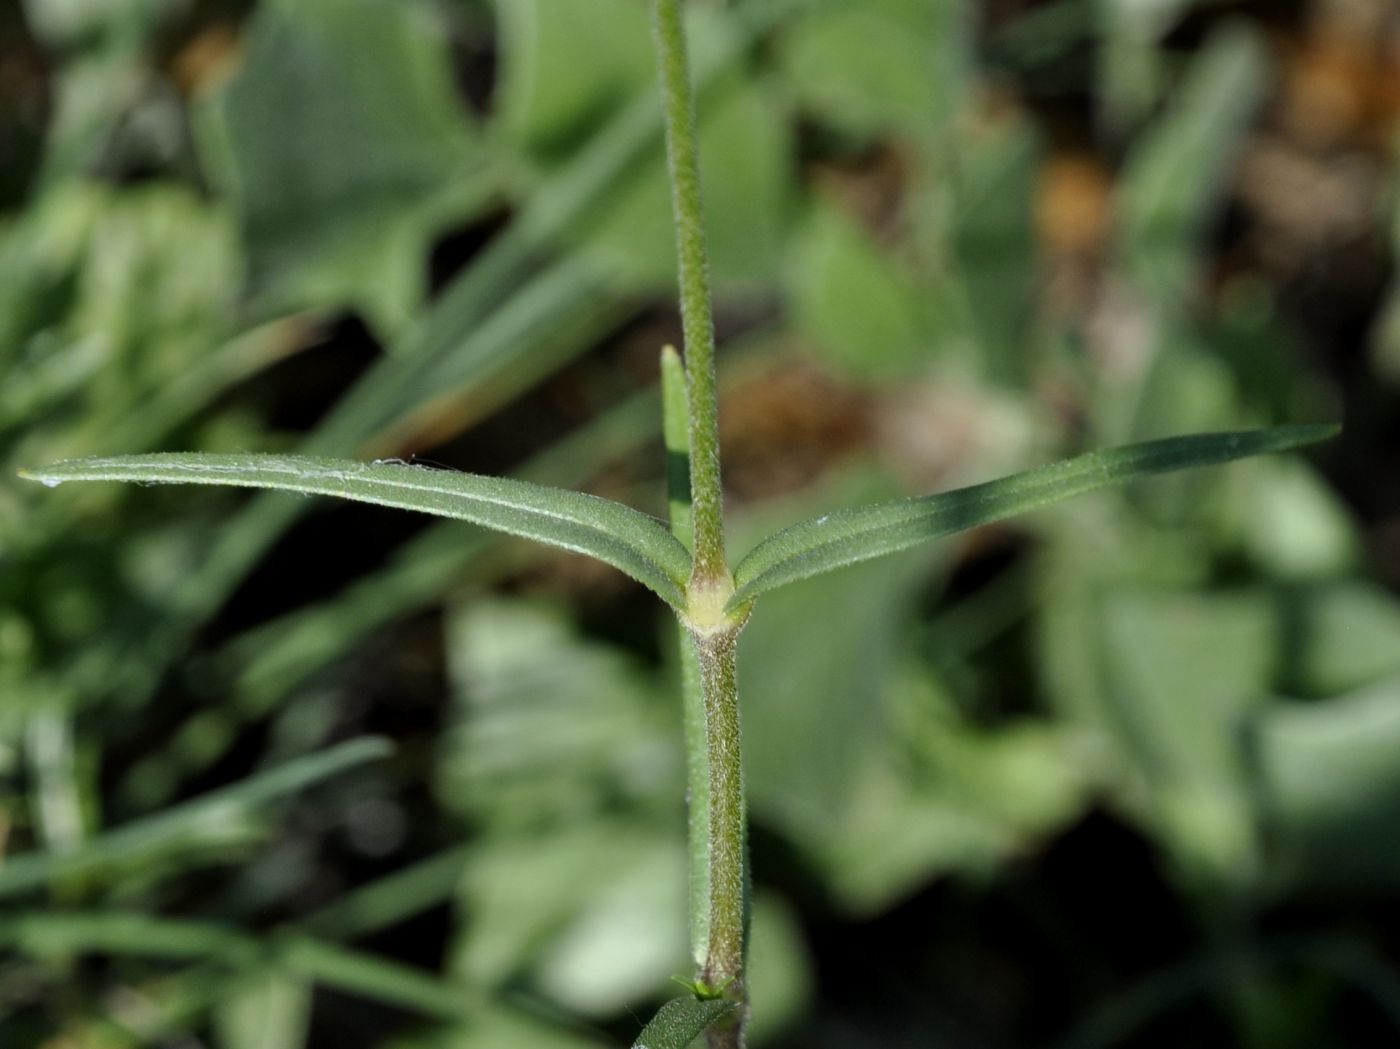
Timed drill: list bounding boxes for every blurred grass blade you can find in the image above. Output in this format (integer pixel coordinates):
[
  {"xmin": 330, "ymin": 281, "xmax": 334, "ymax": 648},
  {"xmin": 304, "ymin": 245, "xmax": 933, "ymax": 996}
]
[
  {"xmin": 300, "ymin": 846, "xmax": 470, "ymax": 939},
  {"xmin": 0, "ymin": 737, "xmax": 390, "ymax": 898},
  {"xmin": 278, "ymin": 938, "xmax": 480, "ymax": 1022},
  {"xmin": 731, "ymin": 425, "xmax": 1337, "ymax": 607},
  {"xmin": 21, "ymin": 454, "xmax": 692, "ymax": 608},
  {"xmin": 0, "ymin": 913, "xmax": 486, "ymax": 1024},
  {"xmin": 633, "ymin": 997, "xmax": 738, "ymax": 1049},
  {"xmin": 0, "ymin": 912, "xmax": 260, "ymax": 963},
  {"xmin": 1118, "ymin": 25, "xmax": 1265, "ymax": 300}
]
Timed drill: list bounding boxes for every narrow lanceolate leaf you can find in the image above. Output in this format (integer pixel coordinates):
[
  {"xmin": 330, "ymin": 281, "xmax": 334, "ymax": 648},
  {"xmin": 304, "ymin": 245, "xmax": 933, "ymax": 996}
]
[
  {"xmin": 732, "ymin": 425, "xmax": 1338, "ymax": 608},
  {"xmin": 632, "ymin": 996, "xmax": 738, "ymax": 1049},
  {"xmin": 20, "ymin": 454, "xmax": 692, "ymax": 609}
]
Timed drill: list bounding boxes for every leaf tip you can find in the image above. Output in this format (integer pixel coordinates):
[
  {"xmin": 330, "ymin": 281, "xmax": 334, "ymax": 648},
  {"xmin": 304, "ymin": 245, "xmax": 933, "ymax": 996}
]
[
  {"xmin": 16, "ymin": 466, "xmax": 61, "ymax": 488},
  {"xmin": 1306, "ymin": 421, "xmax": 1343, "ymax": 442}
]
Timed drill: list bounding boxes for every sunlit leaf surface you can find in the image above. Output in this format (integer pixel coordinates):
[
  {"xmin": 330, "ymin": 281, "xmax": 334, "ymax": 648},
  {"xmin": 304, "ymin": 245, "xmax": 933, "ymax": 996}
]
[
  {"xmin": 21, "ymin": 454, "xmax": 692, "ymax": 608},
  {"xmin": 732, "ymin": 425, "xmax": 1337, "ymax": 606}
]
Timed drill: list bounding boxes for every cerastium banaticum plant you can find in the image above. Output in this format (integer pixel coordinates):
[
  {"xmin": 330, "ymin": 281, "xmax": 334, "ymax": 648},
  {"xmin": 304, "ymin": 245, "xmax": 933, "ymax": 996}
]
[{"xmin": 22, "ymin": 2, "xmax": 1336, "ymax": 1046}]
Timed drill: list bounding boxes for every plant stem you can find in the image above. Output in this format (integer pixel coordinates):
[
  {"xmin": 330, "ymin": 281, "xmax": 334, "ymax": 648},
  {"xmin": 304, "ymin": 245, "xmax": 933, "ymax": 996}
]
[
  {"xmin": 692, "ymin": 625, "xmax": 748, "ymax": 1048},
  {"xmin": 661, "ymin": 347, "xmax": 712, "ymax": 969},
  {"xmin": 651, "ymin": 0, "xmax": 727, "ymax": 587},
  {"xmin": 651, "ymin": 5, "xmax": 749, "ymax": 1043}
]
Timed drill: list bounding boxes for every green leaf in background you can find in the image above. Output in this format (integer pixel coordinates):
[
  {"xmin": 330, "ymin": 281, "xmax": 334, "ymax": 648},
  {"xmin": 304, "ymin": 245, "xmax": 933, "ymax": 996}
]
[
  {"xmin": 632, "ymin": 996, "xmax": 738, "ymax": 1049},
  {"xmin": 778, "ymin": 4, "xmax": 939, "ymax": 138},
  {"xmin": 19, "ymin": 0, "xmax": 174, "ymax": 48},
  {"xmin": 948, "ymin": 115, "xmax": 1041, "ymax": 381},
  {"xmin": 1238, "ymin": 453, "xmax": 1360, "ymax": 582},
  {"xmin": 1257, "ymin": 677, "xmax": 1400, "ymax": 892},
  {"xmin": 738, "ymin": 482, "xmax": 1091, "ymax": 913},
  {"xmin": 786, "ymin": 200, "xmax": 927, "ymax": 378},
  {"xmin": 1286, "ymin": 583, "xmax": 1400, "ymax": 697},
  {"xmin": 439, "ymin": 599, "xmax": 679, "ymax": 826},
  {"xmin": 731, "ymin": 426, "xmax": 1337, "ymax": 607},
  {"xmin": 1099, "ymin": 0, "xmax": 1205, "ymax": 131},
  {"xmin": 440, "ymin": 600, "xmax": 686, "ymax": 1012},
  {"xmin": 196, "ymin": 0, "xmax": 483, "ymax": 333},
  {"xmin": 584, "ymin": 70, "xmax": 791, "ymax": 290},
  {"xmin": 214, "ymin": 972, "xmax": 311, "ymax": 1049},
  {"xmin": 498, "ymin": 1, "xmax": 791, "ymax": 290},
  {"xmin": 20, "ymin": 454, "xmax": 693, "ymax": 609},
  {"xmin": 741, "ymin": 531, "xmax": 929, "ymax": 829},
  {"xmin": 492, "ymin": 0, "xmax": 653, "ymax": 160},
  {"xmin": 437, "ymin": 597, "xmax": 814, "ymax": 1037},
  {"xmin": 1117, "ymin": 25, "xmax": 1266, "ymax": 301},
  {"xmin": 1098, "ymin": 588, "xmax": 1277, "ymax": 888}
]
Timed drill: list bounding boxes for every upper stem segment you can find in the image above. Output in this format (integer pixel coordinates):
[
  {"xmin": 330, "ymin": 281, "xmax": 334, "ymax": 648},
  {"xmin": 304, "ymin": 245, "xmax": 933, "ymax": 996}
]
[{"xmin": 651, "ymin": 0, "xmax": 727, "ymax": 585}]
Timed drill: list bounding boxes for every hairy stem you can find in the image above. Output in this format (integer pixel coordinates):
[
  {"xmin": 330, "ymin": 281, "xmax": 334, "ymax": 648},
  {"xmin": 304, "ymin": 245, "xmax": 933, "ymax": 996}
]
[
  {"xmin": 651, "ymin": 4, "xmax": 749, "ymax": 1042},
  {"xmin": 661, "ymin": 347, "xmax": 712, "ymax": 967},
  {"xmin": 651, "ymin": 0, "xmax": 727, "ymax": 586},
  {"xmin": 692, "ymin": 625, "xmax": 748, "ymax": 1048}
]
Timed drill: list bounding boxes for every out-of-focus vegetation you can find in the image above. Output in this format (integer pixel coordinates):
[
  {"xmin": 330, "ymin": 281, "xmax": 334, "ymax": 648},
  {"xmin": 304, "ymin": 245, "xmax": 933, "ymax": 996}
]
[{"xmin": 1, "ymin": 0, "xmax": 1398, "ymax": 1046}]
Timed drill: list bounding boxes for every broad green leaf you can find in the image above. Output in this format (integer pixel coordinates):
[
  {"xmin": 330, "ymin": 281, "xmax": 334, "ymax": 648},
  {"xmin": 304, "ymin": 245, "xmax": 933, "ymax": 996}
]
[
  {"xmin": 1098, "ymin": 587, "xmax": 1277, "ymax": 887},
  {"xmin": 786, "ymin": 200, "xmax": 927, "ymax": 378},
  {"xmin": 779, "ymin": 0, "xmax": 968, "ymax": 138},
  {"xmin": 21, "ymin": 454, "xmax": 692, "ymax": 608},
  {"xmin": 216, "ymin": 973, "xmax": 311, "ymax": 1049},
  {"xmin": 1287, "ymin": 583, "xmax": 1400, "ymax": 697},
  {"xmin": 731, "ymin": 425, "xmax": 1336, "ymax": 607},
  {"xmin": 440, "ymin": 600, "xmax": 687, "ymax": 1013},
  {"xmin": 196, "ymin": 0, "xmax": 482, "ymax": 333},
  {"xmin": 632, "ymin": 997, "xmax": 737, "ymax": 1049},
  {"xmin": 742, "ymin": 532, "xmax": 927, "ymax": 825},
  {"xmin": 440, "ymin": 599, "xmax": 680, "ymax": 826},
  {"xmin": 1257, "ymin": 677, "xmax": 1400, "ymax": 891},
  {"xmin": 492, "ymin": 0, "xmax": 652, "ymax": 159},
  {"xmin": 0, "ymin": 737, "xmax": 389, "ymax": 897}
]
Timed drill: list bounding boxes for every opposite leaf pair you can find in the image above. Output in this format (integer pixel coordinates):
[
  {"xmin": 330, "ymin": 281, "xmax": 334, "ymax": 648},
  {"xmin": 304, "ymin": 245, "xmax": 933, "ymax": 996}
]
[{"xmin": 22, "ymin": 422, "xmax": 1338, "ymax": 621}]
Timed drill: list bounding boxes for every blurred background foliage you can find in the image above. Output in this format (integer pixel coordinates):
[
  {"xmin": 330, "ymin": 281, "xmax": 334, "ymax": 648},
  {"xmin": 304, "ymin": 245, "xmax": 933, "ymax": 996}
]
[{"xmin": 2, "ymin": 0, "xmax": 1399, "ymax": 1046}]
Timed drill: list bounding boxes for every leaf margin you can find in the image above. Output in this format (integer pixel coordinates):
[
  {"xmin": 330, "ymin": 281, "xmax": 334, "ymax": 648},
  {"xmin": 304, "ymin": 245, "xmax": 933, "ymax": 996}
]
[
  {"xmin": 730, "ymin": 424, "xmax": 1339, "ymax": 608},
  {"xmin": 19, "ymin": 453, "xmax": 693, "ymax": 609},
  {"xmin": 632, "ymin": 995, "xmax": 738, "ymax": 1049}
]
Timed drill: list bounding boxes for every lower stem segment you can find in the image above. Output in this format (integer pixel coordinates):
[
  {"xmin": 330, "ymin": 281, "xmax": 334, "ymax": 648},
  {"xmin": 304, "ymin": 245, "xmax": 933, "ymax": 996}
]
[{"xmin": 691, "ymin": 624, "xmax": 748, "ymax": 1047}]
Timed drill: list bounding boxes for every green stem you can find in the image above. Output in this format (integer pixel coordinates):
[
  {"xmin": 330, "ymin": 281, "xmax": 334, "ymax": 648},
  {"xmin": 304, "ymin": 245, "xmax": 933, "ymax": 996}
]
[
  {"xmin": 692, "ymin": 625, "xmax": 748, "ymax": 1048},
  {"xmin": 662, "ymin": 347, "xmax": 712, "ymax": 969},
  {"xmin": 651, "ymin": 0, "xmax": 727, "ymax": 587},
  {"xmin": 651, "ymin": 6, "xmax": 749, "ymax": 1043}
]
